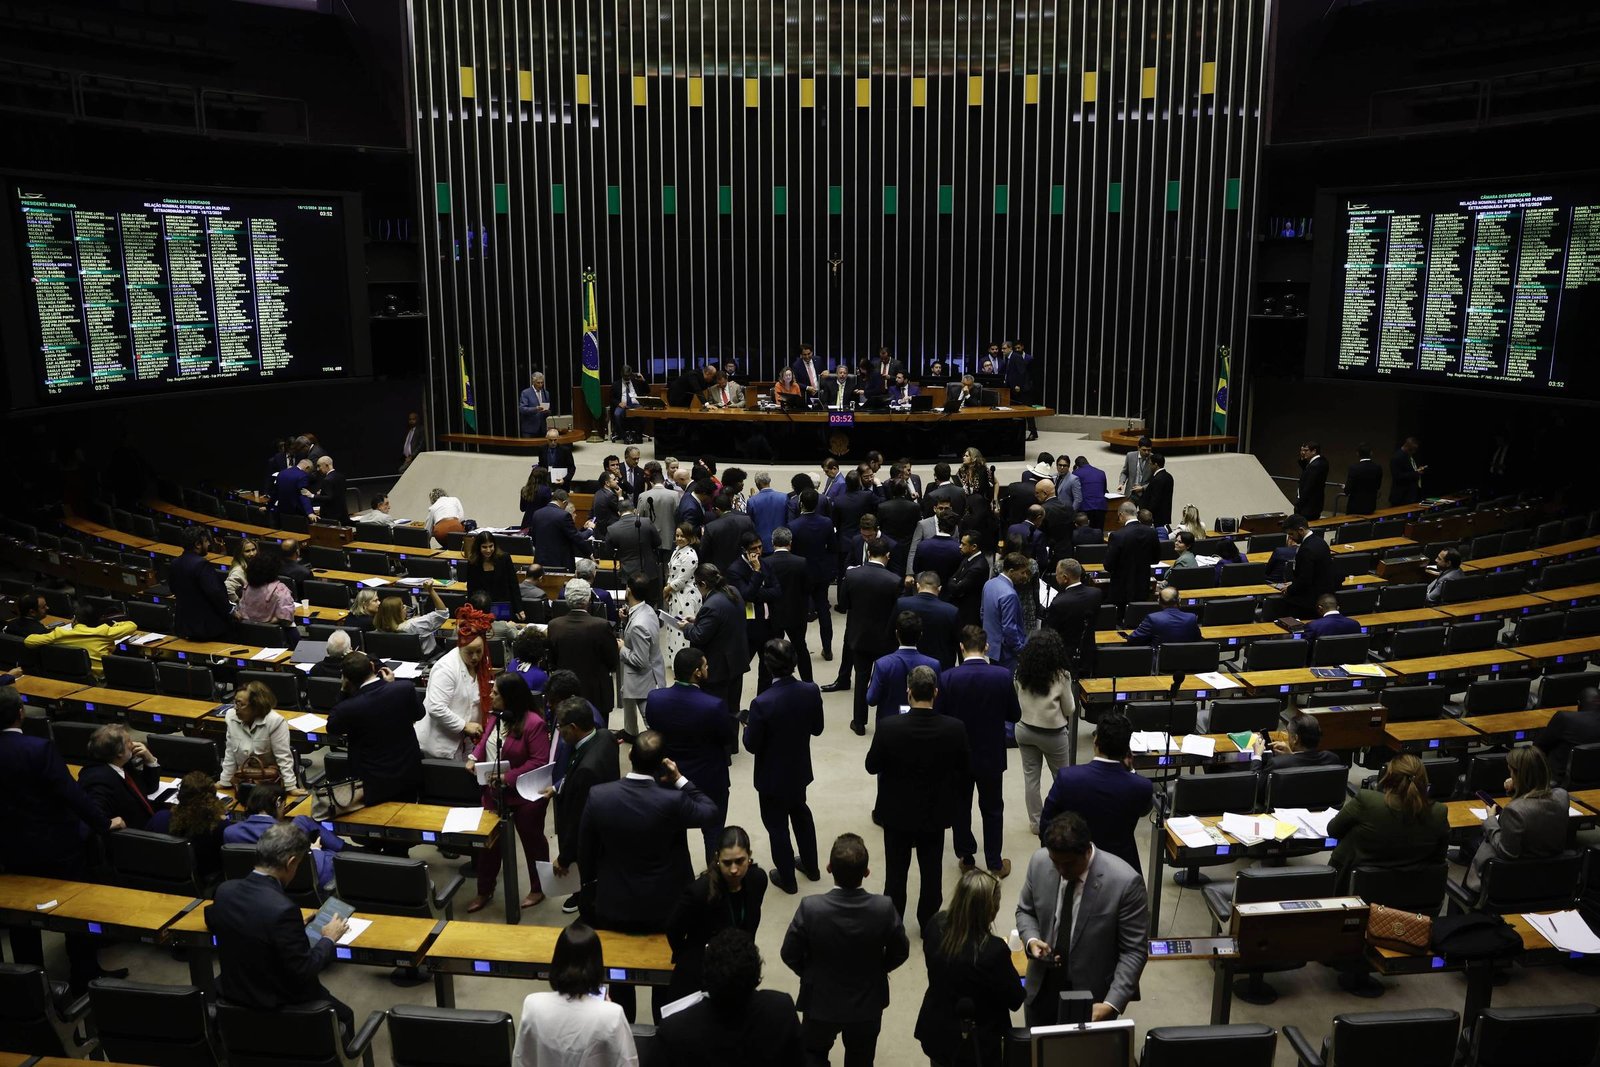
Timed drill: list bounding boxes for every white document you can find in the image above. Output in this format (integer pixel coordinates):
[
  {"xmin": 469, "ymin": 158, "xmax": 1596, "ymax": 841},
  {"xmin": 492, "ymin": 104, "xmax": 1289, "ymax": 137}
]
[
  {"xmin": 1573, "ymin": 806, "xmax": 1586, "ymax": 818},
  {"xmin": 1220, "ymin": 812, "xmax": 1275, "ymax": 844},
  {"xmin": 1274, "ymin": 807, "xmax": 1336, "ymax": 839},
  {"xmin": 1469, "ymin": 807, "xmax": 1491, "ymax": 821},
  {"xmin": 337, "ymin": 917, "xmax": 373, "ymax": 947},
  {"xmin": 515, "ymin": 761, "xmax": 556, "ymax": 802},
  {"xmin": 359, "ymin": 577, "xmax": 389, "ymax": 588},
  {"xmin": 294, "ymin": 662, "xmax": 316, "ymax": 674},
  {"xmin": 250, "ymin": 647, "xmax": 288, "ymax": 661},
  {"xmin": 131, "ymin": 631, "xmax": 166, "ymax": 646},
  {"xmin": 390, "ymin": 662, "xmax": 424, "ymax": 679},
  {"xmin": 535, "ymin": 860, "xmax": 582, "ymax": 898},
  {"xmin": 1180, "ymin": 735, "xmax": 1217, "ymax": 758},
  {"xmin": 287, "ymin": 714, "xmax": 328, "ymax": 733},
  {"xmin": 473, "ymin": 760, "xmax": 510, "ymax": 786},
  {"xmin": 397, "ymin": 577, "xmax": 433, "ymax": 586},
  {"xmin": 1129, "ymin": 731, "xmax": 1176, "ymax": 753},
  {"xmin": 1165, "ymin": 815, "xmax": 1217, "ymax": 850},
  {"xmin": 659, "ymin": 991, "xmax": 707, "ymax": 1018},
  {"xmin": 1037, "ymin": 580, "xmax": 1058, "ymax": 609},
  {"xmin": 442, "ymin": 807, "xmax": 485, "ymax": 834},
  {"xmin": 1194, "ymin": 671, "xmax": 1241, "ymax": 691},
  {"xmin": 1526, "ymin": 910, "xmax": 1600, "ymax": 954},
  {"xmin": 549, "ymin": 468, "xmax": 569, "ymax": 484},
  {"xmin": 35, "ymin": 899, "xmax": 58, "ymax": 911},
  {"xmin": 147, "ymin": 777, "xmax": 180, "ymax": 800}
]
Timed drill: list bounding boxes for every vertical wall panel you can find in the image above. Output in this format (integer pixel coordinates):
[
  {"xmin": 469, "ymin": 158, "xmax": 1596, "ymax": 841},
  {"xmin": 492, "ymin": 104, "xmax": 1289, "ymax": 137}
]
[{"xmin": 413, "ymin": 0, "xmax": 1268, "ymax": 438}]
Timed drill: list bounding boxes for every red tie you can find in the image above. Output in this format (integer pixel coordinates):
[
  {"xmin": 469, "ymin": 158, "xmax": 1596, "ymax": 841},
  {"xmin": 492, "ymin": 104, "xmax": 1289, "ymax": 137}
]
[
  {"xmin": 722, "ymin": 386, "xmax": 729, "ymax": 405},
  {"xmin": 125, "ymin": 770, "xmax": 154, "ymax": 815}
]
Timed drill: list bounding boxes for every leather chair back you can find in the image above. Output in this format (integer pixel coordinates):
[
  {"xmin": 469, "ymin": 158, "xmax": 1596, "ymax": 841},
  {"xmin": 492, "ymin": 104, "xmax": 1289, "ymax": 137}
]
[
  {"xmin": 89, "ymin": 978, "xmax": 218, "ymax": 1067},
  {"xmin": 387, "ymin": 1004, "xmax": 515, "ymax": 1067}
]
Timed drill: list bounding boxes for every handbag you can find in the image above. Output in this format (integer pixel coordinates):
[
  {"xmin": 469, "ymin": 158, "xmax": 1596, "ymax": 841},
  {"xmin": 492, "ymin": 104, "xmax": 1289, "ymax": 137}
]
[
  {"xmin": 310, "ymin": 776, "xmax": 365, "ymax": 820},
  {"xmin": 1365, "ymin": 903, "xmax": 1432, "ymax": 954},
  {"xmin": 234, "ymin": 753, "xmax": 282, "ymax": 788}
]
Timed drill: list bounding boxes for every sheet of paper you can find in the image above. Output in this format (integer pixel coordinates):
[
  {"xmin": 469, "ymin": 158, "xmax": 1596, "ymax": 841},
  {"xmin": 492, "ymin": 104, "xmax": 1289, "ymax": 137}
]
[
  {"xmin": 1526, "ymin": 910, "xmax": 1600, "ymax": 954},
  {"xmin": 1130, "ymin": 731, "xmax": 1175, "ymax": 753},
  {"xmin": 294, "ymin": 662, "xmax": 315, "ymax": 674},
  {"xmin": 515, "ymin": 761, "xmax": 556, "ymax": 802},
  {"xmin": 1194, "ymin": 671, "xmax": 1241, "ymax": 691},
  {"xmin": 474, "ymin": 759, "xmax": 510, "ymax": 786},
  {"xmin": 536, "ymin": 860, "xmax": 582, "ymax": 898},
  {"xmin": 1342, "ymin": 663, "xmax": 1387, "ymax": 678},
  {"xmin": 337, "ymin": 917, "xmax": 373, "ymax": 946},
  {"xmin": 250, "ymin": 647, "xmax": 288, "ymax": 661},
  {"xmin": 35, "ymin": 899, "xmax": 58, "ymax": 911},
  {"xmin": 1037, "ymin": 580, "xmax": 1058, "ymax": 609},
  {"xmin": 658, "ymin": 991, "xmax": 707, "ymax": 1019},
  {"xmin": 147, "ymin": 777, "xmax": 180, "ymax": 800},
  {"xmin": 1273, "ymin": 807, "xmax": 1337, "ymax": 839},
  {"xmin": 549, "ymin": 468, "xmax": 569, "ymax": 484},
  {"xmin": 442, "ymin": 807, "xmax": 485, "ymax": 834},
  {"xmin": 359, "ymin": 577, "xmax": 389, "ymax": 588},
  {"xmin": 130, "ymin": 631, "xmax": 166, "ymax": 646},
  {"xmin": 397, "ymin": 577, "xmax": 433, "ymax": 586},
  {"xmin": 1572, "ymin": 806, "xmax": 1586, "ymax": 818},
  {"xmin": 1180, "ymin": 735, "xmax": 1217, "ymax": 758},
  {"xmin": 287, "ymin": 714, "xmax": 328, "ymax": 733},
  {"xmin": 390, "ymin": 661, "xmax": 424, "ymax": 679},
  {"xmin": 1469, "ymin": 807, "xmax": 1490, "ymax": 820},
  {"xmin": 1166, "ymin": 815, "xmax": 1205, "ymax": 836},
  {"xmin": 1220, "ymin": 812, "xmax": 1275, "ymax": 843}
]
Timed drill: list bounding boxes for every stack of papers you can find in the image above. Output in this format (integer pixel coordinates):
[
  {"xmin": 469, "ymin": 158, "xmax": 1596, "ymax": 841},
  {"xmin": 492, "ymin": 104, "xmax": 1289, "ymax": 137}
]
[
  {"xmin": 1195, "ymin": 671, "xmax": 1241, "ymax": 691},
  {"xmin": 535, "ymin": 860, "xmax": 582, "ymax": 897},
  {"xmin": 1342, "ymin": 663, "xmax": 1387, "ymax": 678},
  {"xmin": 390, "ymin": 662, "xmax": 424, "ymax": 679},
  {"xmin": 1273, "ymin": 807, "xmax": 1337, "ymax": 839},
  {"xmin": 250, "ymin": 647, "xmax": 288, "ymax": 661},
  {"xmin": 287, "ymin": 714, "xmax": 328, "ymax": 734},
  {"xmin": 472, "ymin": 760, "xmax": 510, "ymax": 786},
  {"xmin": 515, "ymin": 761, "xmax": 556, "ymax": 801},
  {"xmin": 1166, "ymin": 815, "xmax": 1221, "ymax": 850},
  {"xmin": 130, "ymin": 631, "xmax": 166, "ymax": 646},
  {"xmin": 1220, "ymin": 812, "xmax": 1292, "ymax": 844},
  {"xmin": 1129, "ymin": 732, "xmax": 1177, "ymax": 754},
  {"xmin": 359, "ymin": 577, "xmax": 389, "ymax": 588},
  {"xmin": 1524, "ymin": 910, "xmax": 1600, "ymax": 954},
  {"xmin": 441, "ymin": 807, "xmax": 485, "ymax": 834}
]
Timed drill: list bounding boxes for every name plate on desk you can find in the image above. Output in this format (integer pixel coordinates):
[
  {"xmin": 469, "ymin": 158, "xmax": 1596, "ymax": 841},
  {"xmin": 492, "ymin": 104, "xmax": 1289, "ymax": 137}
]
[{"xmin": 827, "ymin": 410, "xmax": 854, "ymax": 426}]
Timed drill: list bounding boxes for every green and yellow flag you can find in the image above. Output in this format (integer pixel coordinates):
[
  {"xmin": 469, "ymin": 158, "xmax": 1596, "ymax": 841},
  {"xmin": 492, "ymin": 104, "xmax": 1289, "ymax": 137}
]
[
  {"xmin": 1211, "ymin": 346, "xmax": 1229, "ymax": 435},
  {"xmin": 459, "ymin": 346, "xmax": 477, "ymax": 431},
  {"xmin": 580, "ymin": 269, "xmax": 602, "ymax": 419}
]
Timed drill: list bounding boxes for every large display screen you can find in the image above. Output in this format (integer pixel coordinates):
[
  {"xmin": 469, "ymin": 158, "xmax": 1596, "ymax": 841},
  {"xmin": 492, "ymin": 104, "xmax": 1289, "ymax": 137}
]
[
  {"xmin": 11, "ymin": 179, "xmax": 361, "ymax": 403},
  {"xmin": 1313, "ymin": 181, "xmax": 1600, "ymax": 399}
]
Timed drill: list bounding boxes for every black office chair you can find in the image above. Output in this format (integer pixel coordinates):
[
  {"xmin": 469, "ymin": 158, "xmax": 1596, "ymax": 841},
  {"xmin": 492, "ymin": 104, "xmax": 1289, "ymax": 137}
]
[
  {"xmin": 1208, "ymin": 698, "xmax": 1283, "ymax": 734},
  {"xmin": 1337, "ymin": 521, "xmax": 1373, "ymax": 545},
  {"xmin": 1466, "ymin": 533, "xmax": 1503, "ymax": 560},
  {"xmin": 393, "ymin": 525, "xmax": 434, "ymax": 549},
  {"xmin": 48, "ymin": 720, "xmax": 98, "ymax": 762},
  {"xmin": 1568, "ymin": 744, "xmax": 1600, "ymax": 791},
  {"xmin": 1283, "ymin": 1008, "xmax": 1459, "ymax": 1067},
  {"xmin": 1384, "ymin": 625, "xmax": 1447, "ymax": 660},
  {"xmin": 1201, "ymin": 597, "xmax": 1257, "ymax": 626},
  {"xmin": 1332, "ymin": 553, "xmax": 1376, "ymax": 581},
  {"xmin": 1167, "ymin": 566, "xmax": 1219, "ymax": 591},
  {"xmin": 302, "ymin": 579, "xmax": 352, "ymax": 610},
  {"xmin": 1243, "ymin": 639, "xmax": 1308, "ymax": 671},
  {"xmin": 1460, "ymin": 678, "xmax": 1530, "ymax": 716},
  {"xmin": 1311, "ymin": 633, "xmax": 1369, "ymax": 667},
  {"xmin": 221, "ymin": 842, "xmax": 320, "ymax": 905},
  {"xmin": 1220, "ymin": 561, "xmax": 1269, "ymax": 585},
  {"xmin": 88, "ymin": 978, "xmax": 219, "ymax": 1067},
  {"xmin": 1203, "ymin": 865, "xmax": 1339, "ymax": 1004},
  {"xmin": 1505, "ymin": 612, "xmax": 1567, "ymax": 647},
  {"xmin": 386, "ymin": 1004, "xmax": 516, "ymax": 1067},
  {"xmin": 0, "ymin": 963, "xmax": 96, "ymax": 1057},
  {"xmin": 106, "ymin": 830, "xmax": 213, "ymax": 896},
  {"xmin": 1248, "ymin": 532, "xmax": 1287, "ymax": 552},
  {"xmin": 1380, "ymin": 684, "xmax": 1448, "ymax": 723},
  {"xmin": 1540, "ymin": 671, "xmax": 1597, "ymax": 709},
  {"xmin": 1447, "ymin": 619, "xmax": 1503, "ymax": 653},
  {"xmin": 1535, "ymin": 520, "xmax": 1566, "ymax": 547},
  {"xmin": 1378, "ymin": 583, "xmax": 1428, "ymax": 611},
  {"xmin": 1461, "ymin": 752, "xmax": 1511, "ymax": 799},
  {"xmin": 1446, "ymin": 850, "xmax": 1585, "ymax": 914},
  {"xmin": 1122, "ymin": 601, "xmax": 1159, "ymax": 630},
  {"xmin": 306, "ymin": 624, "xmax": 364, "ymax": 649},
  {"xmin": 1349, "ymin": 862, "xmax": 1449, "ymax": 914},
  {"xmin": 1157, "ymin": 641, "xmax": 1220, "ymax": 674},
  {"xmin": 123, "ymin": 599, "xmax": 176, "ymax": 633},
  {"xmin": 306, "ymin": 675, "xmax": 345, "ymax": 712},
  {"xmin": 1170, "ymin": 773, "xmax": 1259, "ymax": 886},
  {"xmin": 1093, "ymin": 644, "xmax": 1153, "ymax": 678},
  {"xmin": 102, "ymin": 653, "xmax": 160, "ymax": 693},
  {"xmin": 1335, "ymin": 587, "xmax": 1380, "ymax": 615},
  {"xmin": 1466, "ymin": 1004, "xmax": 1600, "ymax": 1067},
  {"xmin": 214, "ymin": 1000, "xmax": 384, "ymax": 1067},
  {"xmin": 305, "ymin": 545, "xmax": 350, "ymax": 570},
  {"xmin": 145, "ymin": 734, "xmax": 223, "ymax": 777},
  {"xmin": 1420, "ymin": 755, "xmax": 1464, "ymax": 800},
  {"xmin": 237, "ymin": 668, "xmax": 303, "ymax": 711},
  {"xmin": 158, "ymin": 662, "xmax": 220, "ymax": 700},
  {"xmin": 1567, "ymin": 606, "xmax": 1600, "ymax": 638},
  {"xmin": 232, "ymin": 620, "xmax": 296, "ymax": 649},
  {"xmin": 1092, "ymin": 603, "xmax": 1120, "ymax": 630},
  {"xmin": 1264, "ymin": 765, "xmax": 1349, "ymax": 811},
  {"xmin": 346, "ymin": 550, "xmax": 392, "ymax": 576},
  {"xmin": 1139, "ymin": 1023, "xmax": 1277, "ymax": 1067},
  {"xmin": 419, "ymin": 759, "xmax": 484, "ymax": 807},
  {"xmin": 404, "ymin": 557, "xmax": 455, "ymax": 581},
  {"xmin": 332, "ymin": 853, "xmax": 466, "ymax": 921},
  {"xmin": 1440, "ymin": 574, "xmax": 1489, "ymax": 605},
  {"xmin": 37, "ymin": 645, "xmax": 95, "ymax": 686},
  {"xmin": 363, "ymin": 631, "xmax": 427, "ymax": 663}
]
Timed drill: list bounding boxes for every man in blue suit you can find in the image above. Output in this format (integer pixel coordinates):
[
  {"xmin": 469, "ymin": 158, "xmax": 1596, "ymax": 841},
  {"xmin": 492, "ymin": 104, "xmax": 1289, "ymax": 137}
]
[
  {"xmin": 866, "ymin": 612, "xmax": 941, "ymax": 722},
  {"xmin": 788, "ymin": 490, "xmax": 837, "ymax": 661},
  {"xmin": 529, "ymin": 498, "xmax": 592, "ymax": 573},
  {"xmin": 1039, "ymin": 711, "xmax": 1153, "ymax": 873},
  {"xmin": 272, "ymin": 457, "xmax": 313, "ymax": 515},
  {"xmin": 645, "ymin": 647, "xmax": 738, "ymax": 860},
  {"xmin": 981, "ymin": 552, "xmax": 1031, "ymax": 668},
  {"xmin": 910, "ymin": 515, "xmax": 963, "ymax": 589},
  {"xmin": 1303, "ymin": 593, "xmax": 1362, "ymax": 650},
  {"xmin": 745, "ymin": 472, "xmax": 790, "ymax": 552},
  {"xmin": 744, "ymin": 639, "xmax": 826, "ymax": 894},
  {"xmin": 1124, "ymin": 586, "xmax": 1201, "ymax": 646},
  {"xmin": 894, "ymin": 572, "xmax": 962, "ymax": 668},
  {"xmin": 937, "ymin": 625, "xmax": 1022, "ymax": 877},
  {"xmin": 170, "ymin": 526, "xmax": 232, "ymax": 640},
  {"xmin": 519, "ymin": 370, "xmax": 552, "ymax": 437}
]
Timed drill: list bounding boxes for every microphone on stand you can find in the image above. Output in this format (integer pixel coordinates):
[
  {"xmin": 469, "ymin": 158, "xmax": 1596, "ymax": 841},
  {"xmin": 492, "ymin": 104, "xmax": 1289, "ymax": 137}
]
[{"xmin": 956, "ymin": 995, "xmax": 978, "ymax": 1060}]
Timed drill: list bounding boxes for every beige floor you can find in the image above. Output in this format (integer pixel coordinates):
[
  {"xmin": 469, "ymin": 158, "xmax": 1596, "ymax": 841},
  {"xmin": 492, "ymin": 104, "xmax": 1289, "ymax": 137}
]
[{"xmin": 70, "ymin": 649, "xmax": 1600, "ymax": 1067}]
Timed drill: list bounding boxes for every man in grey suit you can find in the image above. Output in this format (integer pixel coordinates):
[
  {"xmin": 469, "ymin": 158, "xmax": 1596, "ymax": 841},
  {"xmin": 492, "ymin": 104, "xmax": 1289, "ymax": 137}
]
[
  {"xmin": 781, "ymin": 832, "xmax": 910, "ymax": 1067},
  {"xmin": 605, "ymin": 500, "xmax": 661, "ymax": 587},
  {"xmin": 617, "ymin": 575, "xmax": 666, "ymax": 739},
  {"xmin": 1117, "ymin": 436, "xmax": 1153, "ymax": 504},
  {"xmin": 1016, "ymin": 812, "xmax": 1148, "ymax": 1026}
]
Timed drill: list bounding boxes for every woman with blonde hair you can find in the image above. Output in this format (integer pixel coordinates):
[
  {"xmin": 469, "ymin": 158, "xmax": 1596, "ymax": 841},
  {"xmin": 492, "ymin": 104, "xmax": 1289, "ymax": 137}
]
[
  {"xmin": 225, "ymin": 538, "xmax": 259, "ymax": 603},
  {"xmin": 1466, "ymin": 745, "xmax": 1569, "ymax": 890},
  {"xmin": 958, "ymin": 446, "xmax": 993, "ymax": 501},
  {"xmin": 373, "ymin": 579, "xmax": 450, "ymax": 655},
  {"xmin": 915, "ymin": 868, "xmax": 1024, "ymax": 1066}
]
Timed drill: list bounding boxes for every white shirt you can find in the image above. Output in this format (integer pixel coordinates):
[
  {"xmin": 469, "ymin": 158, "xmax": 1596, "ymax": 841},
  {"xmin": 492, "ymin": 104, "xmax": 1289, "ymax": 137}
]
[
  {"xmin": 426, "ymin": 496, "xmax": 465, "ymax": 533},
  {"xmin": 512, "ymin": 991, "xmax": 637, "ymax": 1067},
  {"xmin": 417, "ymin": 647, "xmax": 480, "ymax": 759}
]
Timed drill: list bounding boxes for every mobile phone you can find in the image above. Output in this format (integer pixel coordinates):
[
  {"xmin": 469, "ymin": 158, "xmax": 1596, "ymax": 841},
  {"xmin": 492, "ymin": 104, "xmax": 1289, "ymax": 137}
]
[
  {"xmin": 1258, "ymin": 729, "xmax": 1272, "ymax": 748},
  {"xmin": 590, "ymin": 984, "xmax": 609, "ymax": 1001},
  {"xmin": 1474, "ymin": 790, "xmax": 1500, "ymax": 811}
]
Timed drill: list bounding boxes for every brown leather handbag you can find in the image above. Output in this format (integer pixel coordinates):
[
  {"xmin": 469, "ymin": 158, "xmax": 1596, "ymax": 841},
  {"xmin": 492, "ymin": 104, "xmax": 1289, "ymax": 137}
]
[
  {"xmin": 1365, "ymin": 903, "xmax": 1433, "ymax": 954},
  {"xmin": 235, "ymin": 753, "xmax": 282, "ymax": 788}
]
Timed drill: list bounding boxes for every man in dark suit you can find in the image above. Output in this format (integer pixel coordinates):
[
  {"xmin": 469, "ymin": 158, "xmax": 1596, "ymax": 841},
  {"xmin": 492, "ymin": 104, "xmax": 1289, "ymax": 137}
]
[
  {"xmin": 701, "ymin": 494, "xmax": 756, "ymax": 573},
  {"xmin": 604, "ymin": 502, "xmax": 661, "ymax": 585},
  {"xmin": 894, "ymin": 572, "xmax": 961, "ymax": 668},
  {"xmin": 1302, "ymin": 593, "xmax": 1362, "ymax": 647},
  {"xmin": 680, "ymin": 569, "xmax": 750, "ymax": 716},
  {"xmin": 840, "ymin": 515, "xmax": 899, "ymax": 578},
  {"xmin": 550, "ymin": 697, "xmax": 620, "ymax": 915},
  {"xmin": 948, "ymin": 374, "xmax": 986, "ymax": 411},
  {"xmin": 1389, "ymin": 436, "xmax": 1426, "ymax": 506},
  {"xmin": 79, "ymin": 724, "xmax": 162, "ymax": 830},
  {"xmin": 327, "ymin": 653, "xmax": 425, "ymax": 804},
  {"xmin": 867, "ymin": 346, "xmax": 904, "ymax": 395},
  {"xmin": 910, "ymin": 517, "xmax": 963, "ymax": 589},
  {"xmin": 744, "ymin": 639, "xmax": 826, "ymax": 893},
  {"xmin": 658, "ymin": 930, "xmax": 803, "ymax": 1061},
  {"xmin": 866, "ymin": 665, "xmax": 970, "ymax": 929},
  {"xmin": 874, "ymin": 480, "xmax": 921, "ymax": 546},
  {"xmin": 1274, "ymin": 514, "xmax": 1337, "ymax": 618},
  {"xmin": 272, "ymin": 458, "xmax": 314, "ymax": 515},
  {"xmin": 538, "ymin": 427, "xmax": 577, "ymax": 488},
  {"xmin": 1045, "ymin": 559, "xmax": 1103, "ymax": 677},
  {"xmin": 312, "ymin": 455, "xmax": 348, "ymax": 523},
  {"xmin": 529, "ymin": 498, "xmax": 592, "ymax": 572},
  {"xmin": 1039, "ymin": 712, "xmax": 1153, "ymax": 872},
  {"xmin": 1345, "ymin": 443, "xmax": 1384, "ymax": 515},
  {"xmin": 866, "ymin": 613, "xmax": 941, "ymax": 722},
  {"xmin": 646, "ymin": 648, "xmax": 737, "ymax": 859},
  {"xmin": 669, "ymin": 364, "xmax": 717, "ymax": 407},
  {"xmin": 1536, "ymin": 686, "xmax": 1600, "ymax": 785},
  {"xmin": 1104, "ymin": 502, "xmax": 1159, "ymax": 608},
  {"xmin": 944, "ymin": 532, "xmax": 991, "ymax": 628},
  {"xmin": 579, "ymin": 730, "xmax": 719, "ymax": 1019},
  {"xmin": 4, "ymin": 589, "xmax": 49, "ymax": 636},
  {"xmin": 1293, "ymin": 442, "xmax": 1328, "ymax": 520},
  {"xmin": 788, "ymin": 491, "xmax": 838, "ymax": 661},
  {"xmin": 547, "ymin": 580, "xmax": 619, "ymax": 721},
  {"xmin": 831, "ymin": 538, "xmax": 905, "ymax": 736},
  {"xmin": 170, "ymin": 526, "xmax": 232, "ymax": 640},
  {"xmin": 1007, "ymin": 505, "xmax": 1049, "ymax": 575},
  {"xmin": 1141, "ymin": 453, "xmax": 1175, "ymax": 528},
  {"xmin": 1040, "ymin": 487, "xmax": 1076, "ymax": 566},
  {"xmin": 1004, "ymin": 341, "xmax": 1036, "ymax": 438},
  {"xmin": 792, "ymin": 344, "xmax": 825, "ymax": 396},
  {"xmin": 1123, "ymin": 586, "xmax": 1202, "ymax": 647},
  {"xmin": 831, "ymin": 473, "xmax": 879, "ymax": 554},
  {"xmin": 937, "ymin": 625, "xmax": 1022, "ymax": 877},
  {"xmin": 1001, "ymin": 475, "xmax": 1037, "ymax": 532},
  {"xmin": 207, "ymin": 822, "xmax": 353, "ymax": 1032},
  {"xmin": 763, "ymin": 528, "xmax": 814, "ymax": 681},
  {"xmin": 0, "ymin": 687, "xmax": 123, "ymax": 993},
  {"xmin": 275, "ymin": 537, "xmax": 314, "ymax": 597},
  {"xmin": 781, "ymin": 833, "xmax": 910, "ymax": 1067}
]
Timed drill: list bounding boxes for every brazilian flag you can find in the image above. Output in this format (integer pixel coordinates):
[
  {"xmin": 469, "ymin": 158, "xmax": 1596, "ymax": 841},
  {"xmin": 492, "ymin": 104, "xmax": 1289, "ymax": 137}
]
[
  {"xmin": 1212, "ymin": 346, "xmax": 1229, "ymax": 435},
  {"xmin": 459, "ymin": 347, "xmax": 477, "ymax": 431},
  {"xmin": 580, "ymin": 269, "xmax": 602, "ymax": 420}
]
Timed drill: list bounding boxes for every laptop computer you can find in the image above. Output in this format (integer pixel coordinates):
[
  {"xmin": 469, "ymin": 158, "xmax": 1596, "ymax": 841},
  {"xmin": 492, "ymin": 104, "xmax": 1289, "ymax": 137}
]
[
  {"xmin": 634, "ymin": 395, "xmax": 667, "ymax": 409},
  {"xmin": 780, "ymin": 393, "xmax": 807, "ymax": 411},
  {"xmin": 862, "ymin": 395, "xmax": 891, "ymax": 411},
  {"xmin": 909, "ymin": 394, "xmax": 934, "ymax": 412}
]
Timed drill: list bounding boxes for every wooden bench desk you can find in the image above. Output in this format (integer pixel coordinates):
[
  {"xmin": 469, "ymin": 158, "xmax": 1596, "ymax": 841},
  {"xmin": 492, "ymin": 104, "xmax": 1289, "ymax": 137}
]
[
  {"xmin": 328, "ymin": 802, "xmax": 500, "ymax": 849},
  {"xmin": 1078, "ymin": 675, "xmax": 1227, "ymax": 705},
  {"xmin": 1351, "ymin": 608, "xmax": 1449, "ymax": 631},
  {"xmin": 1236, "ymin": 666, "xmax": 1393, "ymax": 697},
  {"xmin": 1443, "ymin": 798, "xmax": 1594, "ymax": 831},
  {"xmin": 10, "ymin": 676, "xmax": 90, "ymax": 706},
  {"xmin": 127, "ymin": 694, "xmax": 226, "ymax": 730},
  {"xmin": 58, "ymin": 686, "xmax": 154, "ymax": 724},
  {"xmin": 0, "ymin": 875, "xmax": 95, "ymax": 927},
  {"xmin": 1380, "ymin": 649, "xmax": 1531, "ymax": 685},
  {"xmin": 1537, "ymin": 537, "xmax": 1600, "ymax": 561},
  {"xmin": 148, "ymin": 500, "xmax": 306, "ymax": 543},
  {"xmin": 1463, "ymin": 551, "xmax": 1545, "ymax": 573},
  {"xmin": 1534, "ymin": 583, "xmax": 1600, "ymax": 608},
  {"xmin": 1382, "ymin": 718, "xmax": 1482, "ymax": 753},
  {"xmin": 1505, "ymin": 636, "xmax": 1600, "ymax": 671},
  {"xmin": 1460, "ymin": 707, "xmax": 1564, "ymax": 746},
  {"xmin": 1128, "ymin": 733, "xmax": 1251, "ymax": 771},
  {"xmin": 43, "ymin": 883, "xmax": 199, "ymax": 943},
  {"xmin": 425, "ymin": 921, "xmax": 673, "ymax": 1008},
  {"xmin": 1435, "ymin": 595, "xmax": 1549, "ymax": 621},
  {"xmin": 1332, "ymin": 537, "xmax": 1417, "ymax": 554}
]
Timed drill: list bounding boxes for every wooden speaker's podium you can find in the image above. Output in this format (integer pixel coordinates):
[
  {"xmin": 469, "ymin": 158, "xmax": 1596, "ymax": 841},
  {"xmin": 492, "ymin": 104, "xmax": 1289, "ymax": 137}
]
[
  {"xmin": 1291, "ymin": 703, "xmax": 1388, "ymax": 751},
  {"xmin": 1231, "ymin": 896, "xmax": 1370, "ymax": 969}
]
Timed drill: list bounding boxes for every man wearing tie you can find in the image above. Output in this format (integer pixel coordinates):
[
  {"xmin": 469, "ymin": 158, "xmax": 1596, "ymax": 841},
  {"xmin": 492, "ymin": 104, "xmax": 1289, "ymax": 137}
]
[
  {"xmin": 620, "ymin": 445, "xmax": 648, "ymax": 503},
  {"xmin": 824, "ymin": 365, "xmax": 856, "ymax": 409},
  {"xmin": 539, "ymin": 427, "xmax": 576, "ymax": 488},
  {"xmin": 611, "ymin": 365, "xmax": 644, "ymax": 444},
  {"xmin": 793, "ymin": 343, "xmax": 824, "ymax": 397},
  {"xmin": 1389, "ymin": 436, "xmax": 1427, "ymax": 506},
  {"xmin": 1118, "ymin": 437, "xmax": 1153, "ymax": 505},
  {"xmin": 1294, "ymin": 441, "xmax": 1329, "ymax": 520},
  {"xmin": 519, "ymin": 371, "xmax": 552, "ymax": 437},
  {"xmin": 951, "ymin": 374, "xmax": 985, "ymax": 410},
  {"xmin": 704, "ymin": 370, "xmax": 745, "ymax": 411},
  {"xmin": 981, "ymin": 553, "xmax": 1030, "ymax": 670},
  {"xmin": 400, "ymin": 410, "xmax": 428, "ymax": 472}
]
